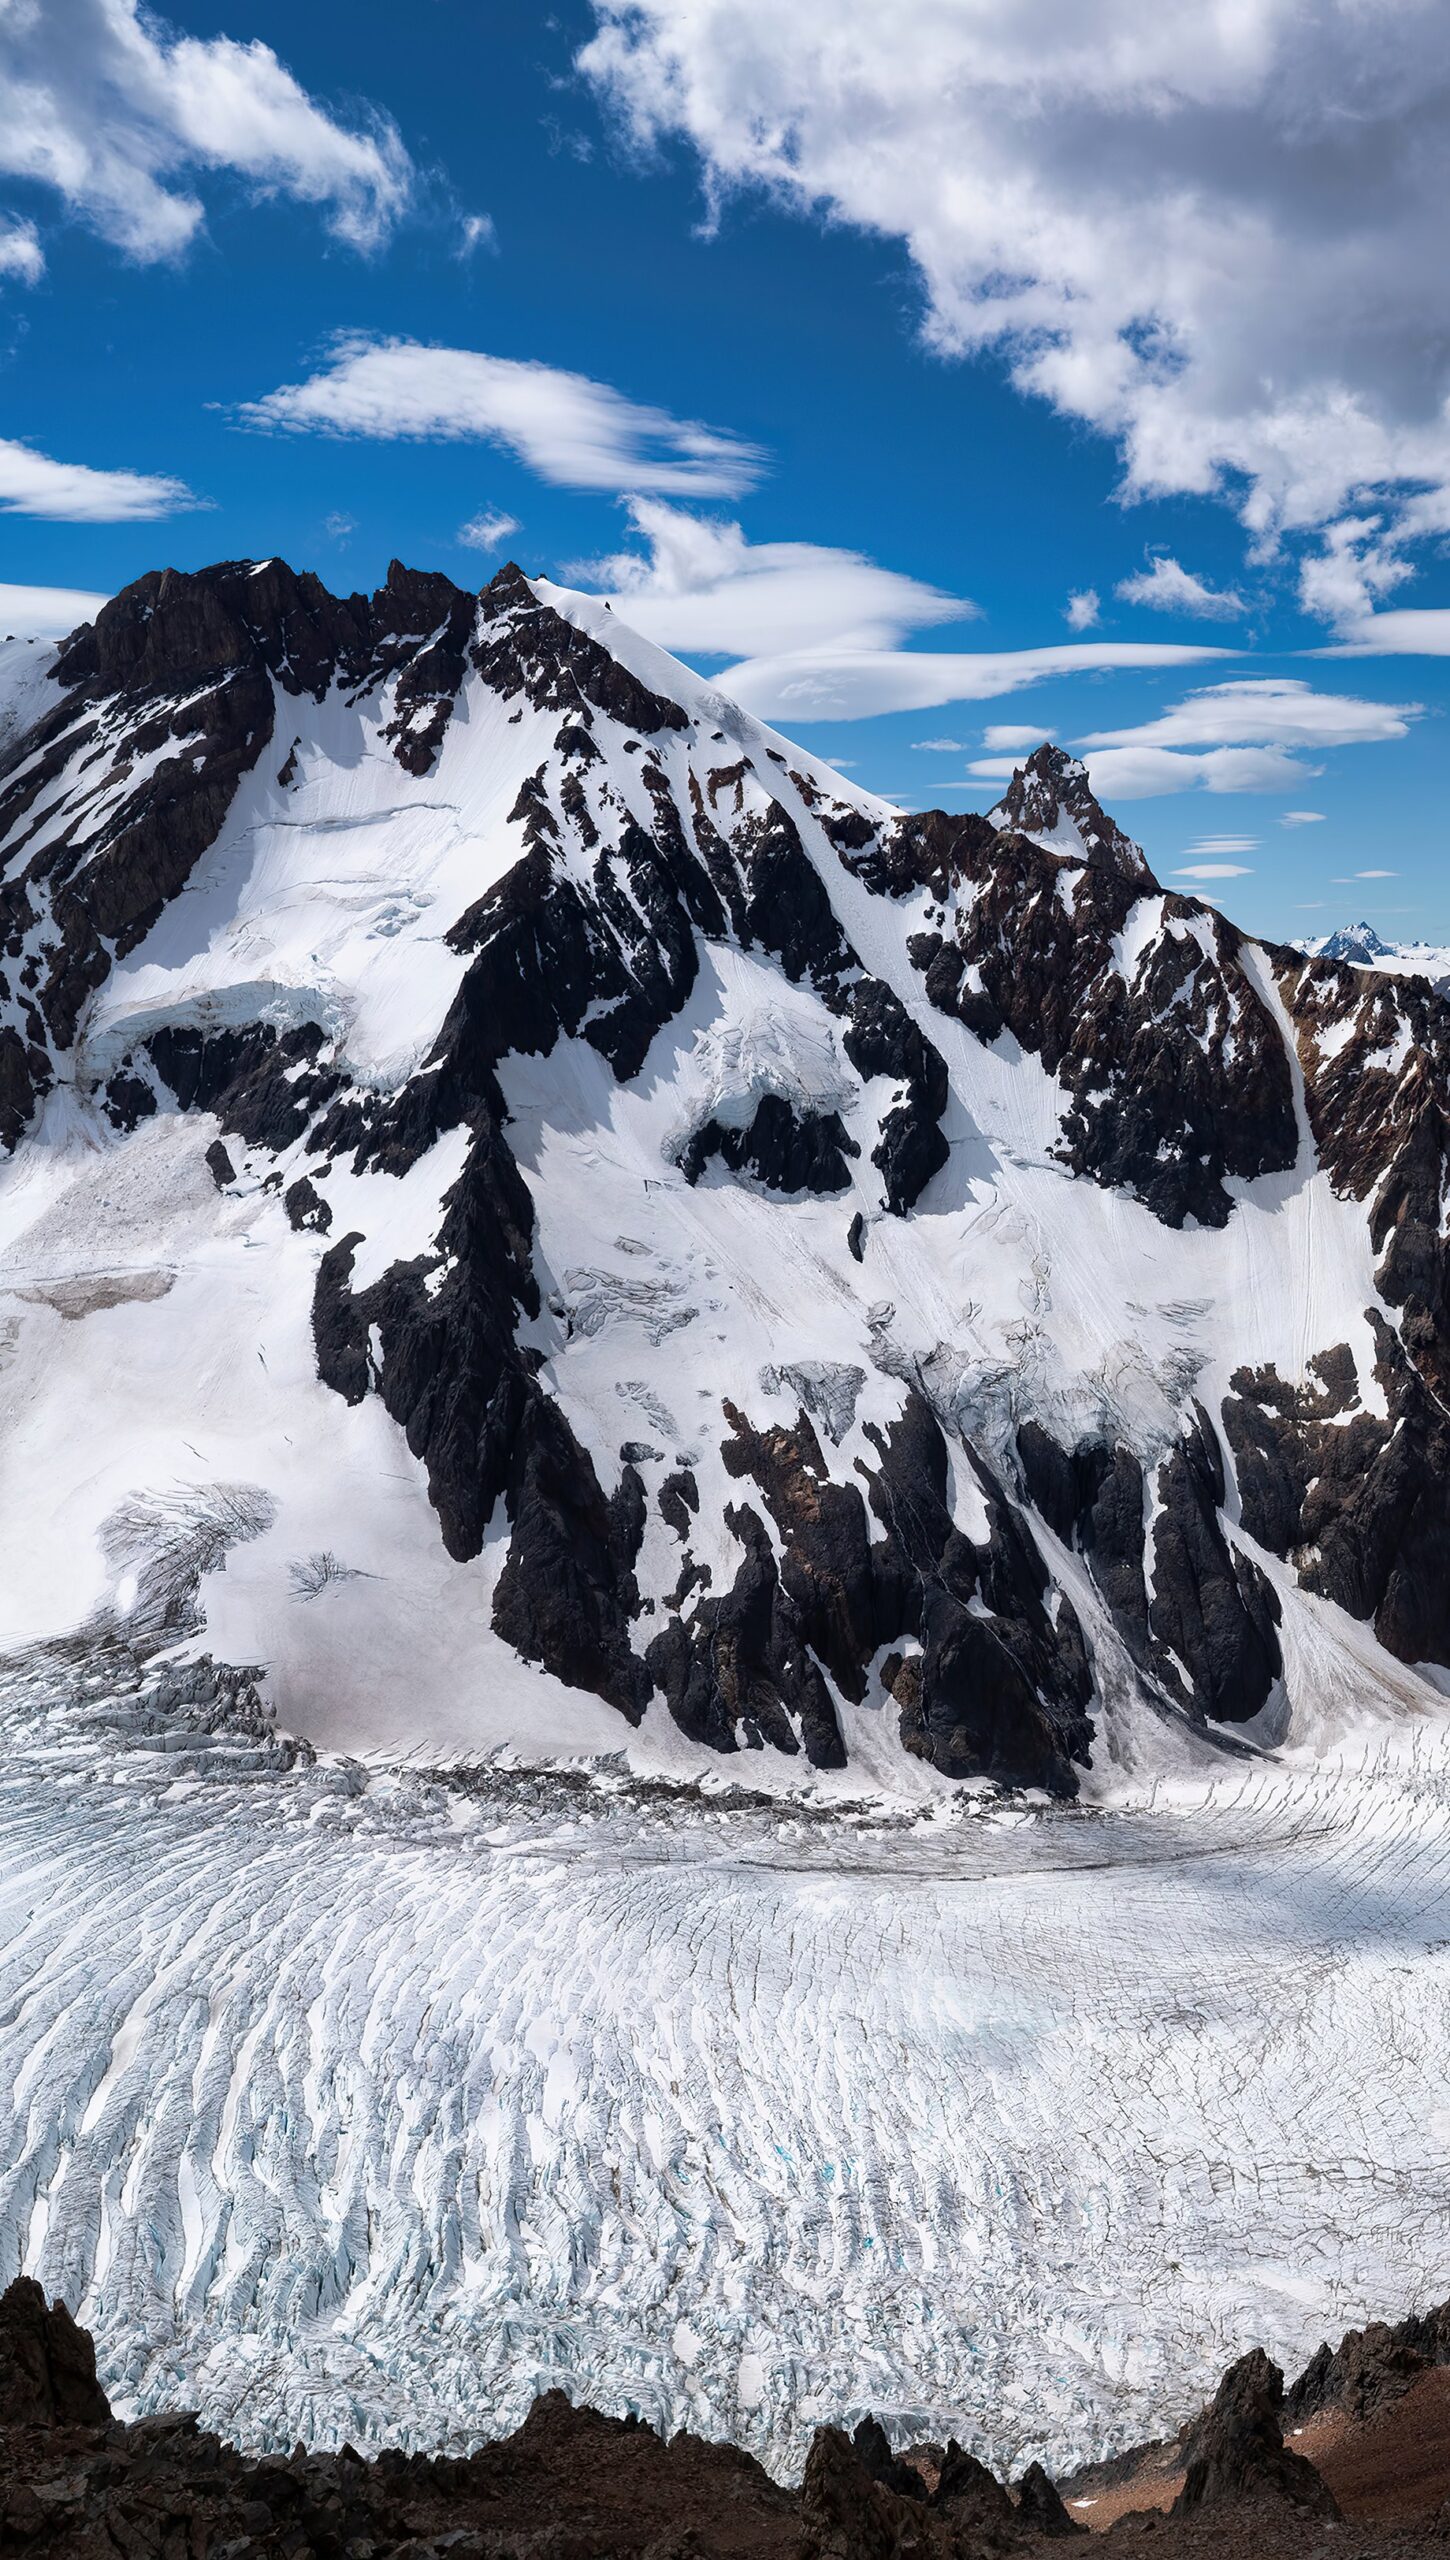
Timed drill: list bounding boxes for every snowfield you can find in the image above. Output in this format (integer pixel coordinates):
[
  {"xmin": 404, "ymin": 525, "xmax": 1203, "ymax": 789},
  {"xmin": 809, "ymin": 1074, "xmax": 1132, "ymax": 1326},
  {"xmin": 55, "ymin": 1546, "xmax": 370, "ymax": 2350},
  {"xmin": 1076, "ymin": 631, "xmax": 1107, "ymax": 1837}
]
[{"xmin": 4, "ymin": 1643, "xmax": 1450, "ymax": 2480}]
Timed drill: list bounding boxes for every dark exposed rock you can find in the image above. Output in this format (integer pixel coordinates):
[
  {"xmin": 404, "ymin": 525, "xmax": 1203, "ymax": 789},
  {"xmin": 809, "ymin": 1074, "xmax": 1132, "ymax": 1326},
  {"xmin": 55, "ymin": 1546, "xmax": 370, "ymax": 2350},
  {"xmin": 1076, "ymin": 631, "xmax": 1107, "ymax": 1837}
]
[
  {"xmin": 283, "ymin": 1174, "xmax": 332, "ymax": 1233},
  {"xmin": 1287, "ymin": 2302, "xmax": 1450, "ymax": 2427},
  {"xmin": 931, "ymin": 2438, "xmax": 1018, "ymax": 2536},
  {"xmin": 204, "ymin": 1138, "xmax": 235, "ymax": 1188},
  {"xmin": 898, "ymin": 826, "xmax": 1297, "ymax": 1227},
  {"xmin": 798, "ymin": 2427, "xmax": 965, "ymax": 2560},
  {"xmin": 1148, "ymin": 1408, "xmax": 1282, "ymax": 1725},
  {"xmin": 0, "ymin": 2281, "xmax": 110, "ymax": 2429},
  {"xmin": 841, "ymin": 979, "xmax": 949, "ymax": 1214},
  {"xmin": 1012, "ymin": 2462, "xmax": 1083, "ymax": 2536},
  {"xmin": 679, "ymin": 1095, "xmax": 859, "ymax": 1196},
  {"xmin": 1174, "ymin": 2349, "xmax": 1340, "ymax": 2516},
  {"xmin": 985, "ymin": 744, "xmax": 1156, "ymax": 888},
  {"xmin": 850, "ymin": 2419, "xmax": 927, "ymax": 2504}
]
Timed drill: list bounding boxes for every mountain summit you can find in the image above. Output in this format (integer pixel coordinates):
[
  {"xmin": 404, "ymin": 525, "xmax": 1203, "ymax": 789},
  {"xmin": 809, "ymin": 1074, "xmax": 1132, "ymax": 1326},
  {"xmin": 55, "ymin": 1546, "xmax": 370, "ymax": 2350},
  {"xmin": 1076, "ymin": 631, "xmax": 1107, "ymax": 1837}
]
[
  {"xmin": 986, "ymin": 740, "xmax": 1155, "ymax": 886},
  {"xmin": 1, "ymin": 557, "xmax": 1448, "ymax": 1792}
]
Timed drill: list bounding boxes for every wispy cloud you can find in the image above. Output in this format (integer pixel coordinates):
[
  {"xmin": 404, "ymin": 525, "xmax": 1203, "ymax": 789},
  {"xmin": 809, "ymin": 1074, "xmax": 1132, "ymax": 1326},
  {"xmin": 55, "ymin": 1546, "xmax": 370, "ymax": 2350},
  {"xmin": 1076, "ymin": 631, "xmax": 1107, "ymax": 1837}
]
[
  {"xmin": 724, "ymin": 640, "xmax": 1226, "ymax": 722},
  {"xmin": 1280, "ymin": 809, "xmax": 1326, "ymax": 825},
  {"xmin": 1065, "ymin": 588, "xmax": 1099, "ymax": 631},
  {"xmin": 1174, "ymin": 861, "xmax": 1253, "ymax": 878},
  {"xmin": 239, "ymin": 338, "xmax": 764, "ymax": 498},
  {"xmin": 970, "ymin": 742, "xmax": 1307, "ymax": 798},
  {"xmin": 0, "ymin": 580, "xmax": 108, "ymax": 638},
  {"xmin": 580, "ymin": 496, "xmax": 964, "ymax": 657},
  {"xmin": 458, "ymin": 506, "xmax": 521, "ymax": 551},
  {"xmin": 1116, "ymin": 556, "xmax": 1244, "ymax": 619},
  {"xmin": 0, "ymin": 436, "xmax": 197, "ymax": 521},
  {"xmin": 0, "ymin": 219, "xmax": 43, "ymax": 284},
  {"xmin": 0, "ymin": 0, "xmax": 412, "ymax": 262},
  {"xmin": 1077, "ymin": 678, "xmax": 1415, "ymax": 752}
]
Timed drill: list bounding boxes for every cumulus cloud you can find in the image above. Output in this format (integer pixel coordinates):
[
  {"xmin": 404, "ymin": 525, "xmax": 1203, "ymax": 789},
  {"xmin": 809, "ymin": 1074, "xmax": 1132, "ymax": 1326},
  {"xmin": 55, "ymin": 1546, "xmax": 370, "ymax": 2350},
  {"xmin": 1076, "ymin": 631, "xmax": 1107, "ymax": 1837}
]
[
  {"xmin": 0, "ymin": 436, "xmax": 196, "ymax": 520},
  {"xmin": 0, "ymin": 580, "xmax": 108, "ymax": 637},
  {"xmin": 982, "ymin": 725, "xmax": 1045, "ymax": 751},
  {"xmin": 1077, "ymin": 678, "xmax": 1415, "ymax": 753},
  {"xmin": 581, "ymin": 496, "xmax": 964, "ymax": 657},
  {"xmin": 239, "ymin": 339, "xmax": 763, "ymax": 497},
  {"xmin": 580, "ymin": 0, "xmax": 1450, "ymax": 578},
  {"xmin": 1116, "ymin": 556, "xmax": 1244, "ymax": 619},
  {"xmin": 458, "ymin": 506, "xmax": 521, "ymax": 551},
  {"xmin": 0, "ymin": 0, "xmax": 411, "ymax": 261},
  {"xmin": 0, "ymin": 219, "xmax": 43, "ymax": 283},
  {"xmin": 1065, "ymin": 589, "xmax": 1100, "ymax": 631}
]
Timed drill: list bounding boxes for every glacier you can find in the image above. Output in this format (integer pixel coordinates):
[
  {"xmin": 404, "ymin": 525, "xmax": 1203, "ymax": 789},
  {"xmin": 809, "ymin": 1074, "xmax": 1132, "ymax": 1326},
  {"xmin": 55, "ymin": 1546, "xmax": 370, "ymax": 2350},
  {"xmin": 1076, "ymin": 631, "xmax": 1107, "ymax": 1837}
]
[{"xmin": 4, "ymin": 1637, "xmax": 1450, "ymax": 2481}]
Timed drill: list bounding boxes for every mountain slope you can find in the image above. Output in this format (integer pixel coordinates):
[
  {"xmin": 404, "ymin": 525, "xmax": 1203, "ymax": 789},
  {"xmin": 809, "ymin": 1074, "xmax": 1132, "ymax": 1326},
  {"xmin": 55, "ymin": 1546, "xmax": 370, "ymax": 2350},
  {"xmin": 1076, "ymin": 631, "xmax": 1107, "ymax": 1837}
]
[{"xmin": 2, "ymin": 557, "xmax": 1449, "ymax": 1792}]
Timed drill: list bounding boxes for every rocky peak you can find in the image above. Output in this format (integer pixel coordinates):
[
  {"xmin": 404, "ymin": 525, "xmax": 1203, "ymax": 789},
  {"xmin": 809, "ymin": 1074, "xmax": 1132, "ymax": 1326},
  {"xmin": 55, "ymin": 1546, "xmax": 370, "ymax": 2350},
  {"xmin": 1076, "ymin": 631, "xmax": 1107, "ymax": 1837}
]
[
  {"xmin": 1316, "ymin": 919, "xmax": 1393, "ymax": 964},
  {"xmin": 988, "ymin": 742, "xmax": 1156, "ymax": 887}
]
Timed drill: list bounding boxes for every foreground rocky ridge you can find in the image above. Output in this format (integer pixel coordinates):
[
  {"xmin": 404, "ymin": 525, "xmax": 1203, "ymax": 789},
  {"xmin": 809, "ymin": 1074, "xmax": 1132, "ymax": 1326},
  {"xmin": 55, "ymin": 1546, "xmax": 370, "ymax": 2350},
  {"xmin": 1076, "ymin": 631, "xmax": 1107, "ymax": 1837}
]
[
  {"xmin": 9, "ymin": 2279, "xmax": 1450, "ymax": 2557},
  {"xmin": 3, "ymin": 560, "xmax": 1450, "ymax": 1787}
]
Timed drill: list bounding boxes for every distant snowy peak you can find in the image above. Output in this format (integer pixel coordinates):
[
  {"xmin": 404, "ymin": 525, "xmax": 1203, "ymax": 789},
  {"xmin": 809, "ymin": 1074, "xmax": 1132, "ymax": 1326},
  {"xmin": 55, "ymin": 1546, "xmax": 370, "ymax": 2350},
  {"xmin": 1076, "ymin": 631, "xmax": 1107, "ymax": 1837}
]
[
  {"xmin": 1297, "ymin": 919, "xmax": 1450, "ymax": 990},
  {"xmin": 986, "ymin": 741, "xmax": 1155, "ymax": 887},
  {"xmin": 4, "ymin": 554, "xmax": 1450, "ymax": 1800}
]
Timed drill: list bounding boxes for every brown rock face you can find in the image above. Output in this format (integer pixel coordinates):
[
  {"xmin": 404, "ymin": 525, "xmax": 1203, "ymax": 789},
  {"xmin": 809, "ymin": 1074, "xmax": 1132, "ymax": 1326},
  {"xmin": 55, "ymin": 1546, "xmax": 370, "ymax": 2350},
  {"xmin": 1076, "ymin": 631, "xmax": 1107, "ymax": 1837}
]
[
  {"xmin": 1174, "ymin": 2349, "xmax": 1340, "ymax": 2517},
  {"xmin": 0, "ymin": 2279, "xmax": 110, "ymax": 2429}
]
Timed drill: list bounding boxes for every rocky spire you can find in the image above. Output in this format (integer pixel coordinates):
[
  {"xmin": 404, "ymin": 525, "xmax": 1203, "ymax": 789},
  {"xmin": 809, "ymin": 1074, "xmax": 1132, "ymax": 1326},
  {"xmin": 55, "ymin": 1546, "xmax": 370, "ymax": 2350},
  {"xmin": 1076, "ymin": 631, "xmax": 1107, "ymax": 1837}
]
[{"xmin": 988, "ymin": 742, "xmax": 1156, "ymax": 888}]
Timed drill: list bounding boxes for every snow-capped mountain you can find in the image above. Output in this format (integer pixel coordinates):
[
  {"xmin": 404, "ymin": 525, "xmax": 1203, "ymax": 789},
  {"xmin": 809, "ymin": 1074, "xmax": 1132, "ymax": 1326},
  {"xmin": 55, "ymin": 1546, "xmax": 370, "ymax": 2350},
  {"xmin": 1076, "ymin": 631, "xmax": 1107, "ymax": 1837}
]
[
  {"xmin": 1297, "ymin": 919, "xmax": 1450, "ymax": 989},
  {"xmin": 3, "ymin": 556, "xmax": 1450, "ymax": 1795}
]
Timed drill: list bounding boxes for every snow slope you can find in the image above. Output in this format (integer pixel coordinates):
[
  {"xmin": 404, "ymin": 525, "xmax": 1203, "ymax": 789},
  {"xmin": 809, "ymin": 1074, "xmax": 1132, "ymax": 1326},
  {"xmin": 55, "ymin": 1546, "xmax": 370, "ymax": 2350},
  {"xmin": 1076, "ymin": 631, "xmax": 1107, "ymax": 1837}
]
[{"xmin": 2, "ymin": 554, "xmax": 1450, "ymax": 1795}]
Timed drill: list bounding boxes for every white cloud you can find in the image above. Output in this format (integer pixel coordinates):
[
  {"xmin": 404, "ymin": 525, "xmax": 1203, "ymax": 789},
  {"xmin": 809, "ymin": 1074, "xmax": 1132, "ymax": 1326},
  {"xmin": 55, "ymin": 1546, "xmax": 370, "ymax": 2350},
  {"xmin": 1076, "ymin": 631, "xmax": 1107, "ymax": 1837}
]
[
  {"xmin": 1280, "ymin": 809, "xmax": 1325, "ymax": 825},
  {"xmin": 981, "ymin": 725, "xmax": 1045, "ymax": 751},
  {"xmin": 969, "ymin": 743, "xmax": 1310, "ymax": 798},
  {"xmin": 240, "ymin": 339, "xmax": 763, "ymax": 497},
  {"xmin": 1174, "ymin": 862, "xmax": 1253, "ymax": 879},
  {"xmin": 1319, "ymin": 608, "xmax": 1450, "ymax": 657},
  {"xmin": 581, "ymin": 496, "xmax": 963, "ymax": 657},
  {"xmin": 457, "ymin": 213, "xmax": 496, "ymax": 257},
  {"xmin": 0, "ymin": 219, "xmax": 43, "ymax": 283},
  {"xmin": 1116, "ymin": 556, "xmax": 1244, "ymax": 619},
  {"xmin": 0, "ymin": 0, "xmax": 411, "ymax": 261},
  {"xmin": 1077, "ymin": 678, "xmax": 1415, "ymax": 753},
  {"xmin": 322, "ymin": 510, "xmax": 354, "ymax": 540},
  {"xmin": 0, "ymin": 580, "xmax": 107, "ymax": 638},
  {"xmin": 1183, "ymin": 835, "xmax": 1257, "ymax": 855},
  {"xmin": 911, "ymin": 735, "xmax": 966, "ymax": 751},
  {"xmin": 1336, "ymin": 868, "xmax": 1397, "ymax": 879},
  {"xmin": 723, "ymin": 639, "xmax": 1226, "ymax": 722},
  {"xmin": 458, "ymin": 506, "xmax": 521, "ymax": 552},
  {"xmin": 0, "ymin": 436, "xmax": 196, "ymax": 520},
  {"xmin": 580, "ymin": 0, "xmax": 1450, "ymax": 566},
  {"xmin": 1065, "ymin": 589, "xmax": 1100, "ymax": 631}
]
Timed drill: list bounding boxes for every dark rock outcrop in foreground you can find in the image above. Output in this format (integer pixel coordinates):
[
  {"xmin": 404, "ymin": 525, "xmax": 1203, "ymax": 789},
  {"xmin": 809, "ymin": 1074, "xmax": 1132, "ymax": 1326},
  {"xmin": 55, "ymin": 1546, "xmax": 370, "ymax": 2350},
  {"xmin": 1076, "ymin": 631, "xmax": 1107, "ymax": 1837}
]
[{"xmin": 12, "ymin": 2279, "xmax": 1450, "ymax": 2557}]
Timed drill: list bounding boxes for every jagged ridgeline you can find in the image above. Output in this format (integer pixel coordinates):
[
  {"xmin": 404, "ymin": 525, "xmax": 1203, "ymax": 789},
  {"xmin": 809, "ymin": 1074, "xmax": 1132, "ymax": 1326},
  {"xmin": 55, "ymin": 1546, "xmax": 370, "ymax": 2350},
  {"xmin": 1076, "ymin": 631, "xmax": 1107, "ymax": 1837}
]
[{"xmin": 2, "ymin": 556, "xmax": 1450, "ymax": 1789}]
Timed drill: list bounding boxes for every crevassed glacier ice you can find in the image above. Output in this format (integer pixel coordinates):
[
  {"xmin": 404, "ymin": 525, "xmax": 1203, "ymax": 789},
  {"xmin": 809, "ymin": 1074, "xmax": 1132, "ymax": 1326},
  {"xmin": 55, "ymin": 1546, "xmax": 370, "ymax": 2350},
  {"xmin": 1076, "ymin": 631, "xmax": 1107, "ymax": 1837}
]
[{"xmin": 4, "ymin": 1641, "xmax": 1450, "ymax": 2479}]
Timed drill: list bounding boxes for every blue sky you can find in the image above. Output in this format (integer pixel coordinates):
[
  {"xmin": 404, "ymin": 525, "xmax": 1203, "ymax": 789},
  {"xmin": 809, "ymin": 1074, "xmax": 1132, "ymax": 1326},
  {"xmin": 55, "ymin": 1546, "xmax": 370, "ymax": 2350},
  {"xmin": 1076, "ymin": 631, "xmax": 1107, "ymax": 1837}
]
[{"xmin": 4, "ymin": 0, "xmax": 1450, "ymax": 941}]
